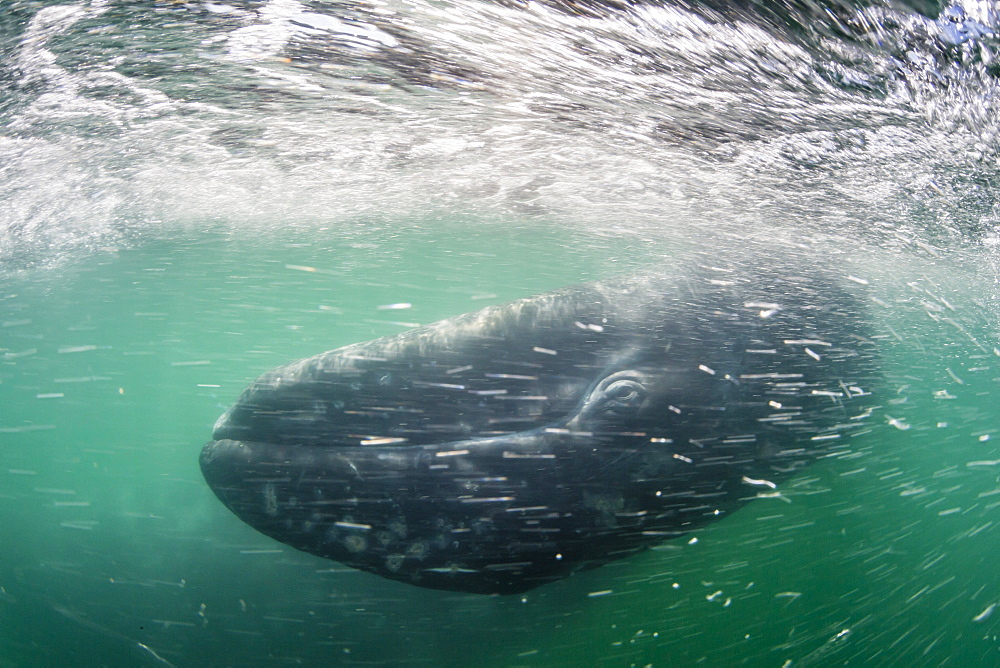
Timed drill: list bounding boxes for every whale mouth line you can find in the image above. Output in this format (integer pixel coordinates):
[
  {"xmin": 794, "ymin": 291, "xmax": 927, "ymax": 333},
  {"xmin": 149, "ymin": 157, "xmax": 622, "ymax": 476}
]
[
  {"xmin": 208, "ymin": 359, "xmax": 637, "ymax": 451},
  {"xmin": 201, "ymin": 421, "xmax": 592, "ymax": 467},
  {"xmin": 206, "ymin": 381, "xmax": 595, "ymax": 450},
  {"xmin": 206, "ymin": 412, "xmax": 648, "ymax": 462}
]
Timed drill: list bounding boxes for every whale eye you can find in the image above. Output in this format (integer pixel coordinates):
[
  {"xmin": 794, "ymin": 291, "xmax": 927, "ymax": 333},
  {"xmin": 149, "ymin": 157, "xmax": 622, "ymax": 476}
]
[
  {"xmin": 602, "ymin": 378, "xmax": 646, "ymax": 413},
  {"xmin": 567, "ymin": 370, "xmax": 652, "ymax": 431}
]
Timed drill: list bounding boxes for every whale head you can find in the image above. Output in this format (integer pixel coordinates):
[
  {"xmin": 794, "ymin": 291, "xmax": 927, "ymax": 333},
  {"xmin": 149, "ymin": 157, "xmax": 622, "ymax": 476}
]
[{"xmin": 201, "ymin": 262, "xmax": 880, "ymax": 593}]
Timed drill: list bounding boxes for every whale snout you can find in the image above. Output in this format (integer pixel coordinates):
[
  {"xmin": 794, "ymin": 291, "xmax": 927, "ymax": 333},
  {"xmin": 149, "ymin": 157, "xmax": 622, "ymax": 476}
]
[
  {"xmin": 200, "ymin": 438, "xmax": 246, "ymax": 467},
  {"xmin": 199, "ymin": 430, "xmax": 609, "ymax": 594}
]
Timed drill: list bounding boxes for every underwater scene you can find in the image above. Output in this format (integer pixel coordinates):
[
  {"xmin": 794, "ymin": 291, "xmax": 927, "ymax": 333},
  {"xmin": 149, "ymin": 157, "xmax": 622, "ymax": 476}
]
[{"xmin": 0, "ymin": 0, "xmax": 998, "ymax": 666}]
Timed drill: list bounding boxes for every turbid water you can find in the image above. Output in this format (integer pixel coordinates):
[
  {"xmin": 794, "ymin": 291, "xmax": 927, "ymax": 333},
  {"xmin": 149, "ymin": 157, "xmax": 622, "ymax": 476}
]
[{"xmin": 1, "ymin": 0, "xmax": 998, "ymax": 666}]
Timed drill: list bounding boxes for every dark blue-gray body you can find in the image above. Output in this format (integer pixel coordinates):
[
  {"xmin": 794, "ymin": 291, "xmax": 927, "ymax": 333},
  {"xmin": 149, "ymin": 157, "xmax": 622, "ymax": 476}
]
[{"xmin": 201, "ymin": 257, "xmax": 881, "ymax": 593}]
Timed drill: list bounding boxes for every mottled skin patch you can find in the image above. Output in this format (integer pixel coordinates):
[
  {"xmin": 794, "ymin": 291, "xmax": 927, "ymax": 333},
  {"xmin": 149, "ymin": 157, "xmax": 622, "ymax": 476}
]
[
  {"xmin": 343, "ymin": 534, "xmax": 367, "ymax": 554},
  {"xmin": 582, "ymin": 492, "xmax": 626, "ymax": 528},
  {"xmin": 262, "ymin": 483, "xmax": 277, "ymax": 517},
  {"xmin": 385, "ymin": 554, "xmax": 405, "ymax": 573}
]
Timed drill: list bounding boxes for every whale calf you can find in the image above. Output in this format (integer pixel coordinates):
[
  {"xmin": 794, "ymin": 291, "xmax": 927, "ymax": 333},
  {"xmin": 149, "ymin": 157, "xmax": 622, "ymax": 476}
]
[{"xmin": 200, "ymin": 256, "xmax": 881, "ymax": 593}]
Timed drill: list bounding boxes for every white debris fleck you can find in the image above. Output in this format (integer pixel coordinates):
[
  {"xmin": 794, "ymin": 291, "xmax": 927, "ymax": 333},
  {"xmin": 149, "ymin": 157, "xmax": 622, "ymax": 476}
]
[
  {"xmin": 945, "ymin": 368, "xmax": 965, "ymax": 385},
  {"xmin": 805, "ymin": 348, "xmax": 821, "ymax": 361},
  {"xmin": 0, "ymin": 425, "xmax": 56, "ymax": 433},
  {"xmin": 376, "ymin": 303, "xmax": 412, "ymax": 310},
  {"xmin": 435, "ymin": 449, "xmax": 469, "ymax": 457},
  {"xmin": 742, "ymin": 476, "xmax": 777, "ymax": 489},
  {"xmin": 887, "ymin": 416, "xmax": 911, "ymax": 431},
  {"xmin": 532, "ymin": 346, "xmax": 557, "ymax": 355},
  {"xmin": 973, "ymin": 603, "xmax": 996, "ymax": 622},
  {"xmin": 364, "ymin": 319, "xmax": 419, "ymax": 328},
  {"xmin": 784, "ymin": 339, "xmax": 832, "ymax": 347},
  {"xmin": 359, "ymin": 437, "xmax": 408, "ymax": 446},
  {"xmin": 698, "ymin": 364, "xmax": 715, "ymax": 375},
  {"xmin": 345, "ymin": 355, "xmax": 388, "ymax": 362},
  {"xmin": 851, "ymin": 407, "xmax": 875, "ymax": 420},
  {"xmin": 412, "ymin": 381, "xmax": 465, "ymax": 390}
]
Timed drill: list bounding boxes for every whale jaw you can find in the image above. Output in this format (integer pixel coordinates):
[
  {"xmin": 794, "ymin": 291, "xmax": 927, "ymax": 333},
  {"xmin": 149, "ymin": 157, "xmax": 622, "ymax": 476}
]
[{"xmin": 200, "ymin": 431, "xmax": 671, "ymax": 594}]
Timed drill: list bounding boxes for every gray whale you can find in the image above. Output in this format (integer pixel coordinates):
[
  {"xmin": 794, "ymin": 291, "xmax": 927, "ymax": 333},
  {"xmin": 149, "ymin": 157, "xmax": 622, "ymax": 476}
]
[{"xmin": 200, "ymin": 256, "xmax": 881, "ymax": 593}]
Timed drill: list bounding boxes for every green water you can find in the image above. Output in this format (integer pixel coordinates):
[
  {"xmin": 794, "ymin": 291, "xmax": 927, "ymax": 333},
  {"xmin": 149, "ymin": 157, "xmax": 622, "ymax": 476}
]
[{"xmin": 0, "ymin": 222, "xmax": 996, "ymax": 667}]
